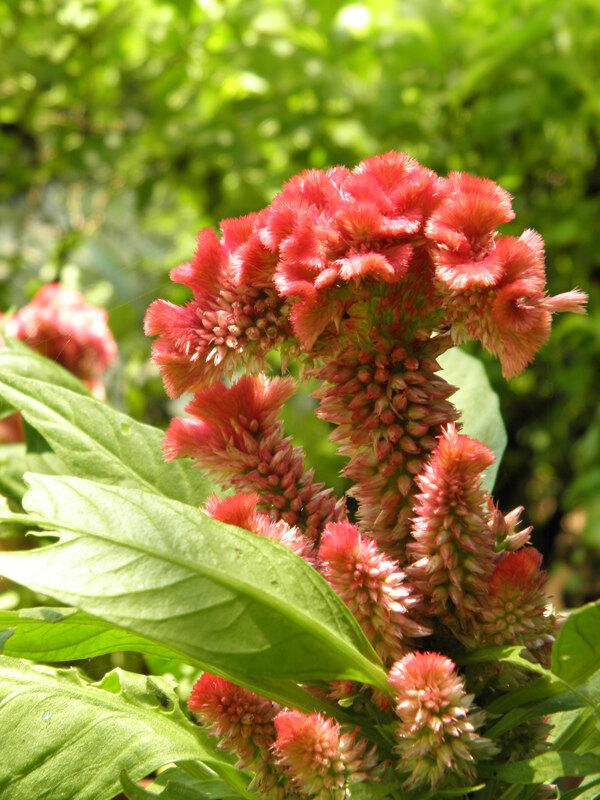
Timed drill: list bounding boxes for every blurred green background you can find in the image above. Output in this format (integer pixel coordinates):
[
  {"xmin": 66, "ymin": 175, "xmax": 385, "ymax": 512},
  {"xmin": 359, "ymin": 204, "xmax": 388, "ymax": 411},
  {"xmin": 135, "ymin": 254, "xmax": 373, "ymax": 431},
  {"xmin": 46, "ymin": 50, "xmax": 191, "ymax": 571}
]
[{"xmin": 1, "ymin": 0, "xmax": 599, "ymax": 605}]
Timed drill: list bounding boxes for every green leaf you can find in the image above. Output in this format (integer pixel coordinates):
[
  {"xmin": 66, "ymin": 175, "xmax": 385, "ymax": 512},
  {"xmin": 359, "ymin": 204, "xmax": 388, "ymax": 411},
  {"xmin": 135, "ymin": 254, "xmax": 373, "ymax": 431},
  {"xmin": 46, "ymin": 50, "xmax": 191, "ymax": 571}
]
[
  {"xmin": 0, "ymin": 474, "xmax": 389, "ymax": 693},
  {"xmin": 0, "ymin": 347, "xmax": 215, "ymax": 506},
  {"xmin": 0, "ymin": 607, "xmax": 195, "ymax": 662},
  {"xmin": 551, "ymin": 600, "xmax": 600, "ymax": 686},
  {"xmin": 482, "ymin": 751, "xmax": 600, "ymax": 784},
  {"xmin": 0, "ymin": 337, "xmax": 91, "ymax": 396},
  {"xmin": 0, "ymin": 657, "xmax": 254, "ymax": 800},
  {"xmin": 120, "ymin": 767, "xmax": 244, "ymax": 799},
  {"xmin": 439, "ymin": 348, "xmax": 507, "ymax": 491}
]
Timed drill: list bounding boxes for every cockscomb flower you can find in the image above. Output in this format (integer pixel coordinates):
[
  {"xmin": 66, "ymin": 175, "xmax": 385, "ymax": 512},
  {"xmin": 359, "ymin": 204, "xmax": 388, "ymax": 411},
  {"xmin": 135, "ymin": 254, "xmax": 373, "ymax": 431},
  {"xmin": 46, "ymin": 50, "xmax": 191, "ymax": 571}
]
[
  {"xmin": 163, "ymin": 374, "xmax": 344, "ymax": 538},
  {"xmin": 407, "ymin": 424, "xmax": 497, "ymax": 622},
  {"xmin": 318, "ymin": 521, "xmax": 429, "ymax": 664},
  {"xmin": 389, "ymin": 652, "xmax": 495, "ymax": 789},
  {"xmin": 204, "ymin": 492, "xmax": 316, "ymax": 564},
  {"xmin": 259, "ymin": 153, "xmax": 442, "ymax": 350},
  {"xmin": 3, "ymin": 283, "xmax": 117, "ymax": 384},
  {"xmin": 273, "ymin": 710, "xmax": 381, "ymax": 799},
  {"xmin": 425, "ymin": 172, "xmax": 515, "ymax": 291},
  {"xmin": 145, "ymin": 217, "xmax": 293, "ymax": 398}
]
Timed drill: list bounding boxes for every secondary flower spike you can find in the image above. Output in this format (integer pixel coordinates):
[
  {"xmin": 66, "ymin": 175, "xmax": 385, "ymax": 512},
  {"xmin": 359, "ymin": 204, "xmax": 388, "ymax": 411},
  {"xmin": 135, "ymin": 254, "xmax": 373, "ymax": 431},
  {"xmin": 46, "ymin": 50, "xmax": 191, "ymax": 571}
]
[
  {"xmin": 273, "ymin": 710, "xmax": 381, "ymax": 799},
  {"xmin": 3, "ymin": 283, "xmax": 117, "ymax": 388},
  {"xmin": 389, "ymin": 652, "xmax": 496, "ymax": 789},
  {"xmin": 407, "ymin": 424, "xmax": 497, "ymax": 622},
  {"xmin": 163, "ymin": 374, "xmax": 344, "ymax": 538},
  {"xmin": 318, "ymin": 521, "xmax": 429, "ymax": 664},
  {"xmin": 188, "ymin": 674, "xmax": 297, "ymax": 798},
  {"xmin": 0, "ymin": 283, "xmax": 117, "ymax": 442}
]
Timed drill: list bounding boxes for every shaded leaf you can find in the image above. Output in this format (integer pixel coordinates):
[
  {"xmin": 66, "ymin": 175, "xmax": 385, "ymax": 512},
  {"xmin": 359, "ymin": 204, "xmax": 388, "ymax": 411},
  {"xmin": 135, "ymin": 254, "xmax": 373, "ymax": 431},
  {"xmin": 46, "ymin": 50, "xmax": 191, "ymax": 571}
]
[
  {"xmin": 552, "ymin": 600, "xmax": 600, "ymax": 686},
  {"xmin": 0, "ymin": 657, "xmax": 254, "ymax": 800}
]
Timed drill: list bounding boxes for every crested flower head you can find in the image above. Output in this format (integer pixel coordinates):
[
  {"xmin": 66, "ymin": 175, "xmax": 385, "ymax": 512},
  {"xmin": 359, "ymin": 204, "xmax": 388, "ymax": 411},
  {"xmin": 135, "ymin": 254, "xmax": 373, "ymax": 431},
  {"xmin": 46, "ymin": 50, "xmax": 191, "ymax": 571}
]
[
  {"xmin": 389, "ymin": 652, "xmax": 495, "ymax": 789},
  {"xmin": 318, "ymin": 521, "xmax": 429, "ymax": 663},
  {"xmin": 4, "ymin": 283, "xmax": 117, "ymax": 381},
  {"xmin": 273, "ymin": 710, "xmax": 380, "ymax": 799},
  {"xmin": 145, "ymin": 217, "xmax": 292, "ymax": 397},
  {"xmin": 407, "ymin": 424, "xmax": 497, "ymax": 621}
]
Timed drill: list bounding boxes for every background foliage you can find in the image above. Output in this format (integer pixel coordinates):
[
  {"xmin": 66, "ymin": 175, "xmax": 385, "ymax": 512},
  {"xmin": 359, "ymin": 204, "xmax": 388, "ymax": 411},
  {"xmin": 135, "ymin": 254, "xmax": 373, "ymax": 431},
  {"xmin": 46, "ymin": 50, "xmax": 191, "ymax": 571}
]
[{"xmin": 1, "ymin": 0, "xmax": 599, "ymax": 604}]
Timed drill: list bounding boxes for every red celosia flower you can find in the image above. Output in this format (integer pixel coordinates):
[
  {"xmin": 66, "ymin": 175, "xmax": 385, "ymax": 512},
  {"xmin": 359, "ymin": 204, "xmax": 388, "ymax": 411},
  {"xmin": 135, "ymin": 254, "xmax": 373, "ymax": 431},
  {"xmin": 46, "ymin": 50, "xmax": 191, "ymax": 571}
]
[
  {"xmin": 442, "ymin": 230, "xmax": 587, "ymax": 377},
  {"xmin": 163, "ymin": 374, "xmax": 344, "ymax": 538},
  {"xmin": 4, "ymin": 283, "xmax": 117, "ymax": 381},
  {"xmin": 273, "ymin": 710, "xmax": 380, "ymax": 799},
  {"xmin": 204, "ymin": 492, "xmax": 316, "ymax": 564},
  {"xmin": 389, "ymin": 652, "xmax": 495, "ymax": 789},
  {"xmin": 407, "ymin": 424, "xmax": 497, "ymax": 621},
  {"xmin": 318, "ymin": 521, "xmax": 429, "ymax": 663},
  {"xmin": 145, "ymin": 218, "xmax": 292, "ymax": 397},
  {"xmin": 260, "ymin": 153, "xmax": 441, "ymax": 350}
]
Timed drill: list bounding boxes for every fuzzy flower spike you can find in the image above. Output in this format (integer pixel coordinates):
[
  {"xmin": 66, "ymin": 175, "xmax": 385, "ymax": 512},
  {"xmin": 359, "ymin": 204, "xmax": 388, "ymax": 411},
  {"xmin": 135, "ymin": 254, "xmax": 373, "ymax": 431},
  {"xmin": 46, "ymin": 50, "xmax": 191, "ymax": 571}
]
[
  {"xmin": 389, "ymin": 652, "xmax": 496, "ymax": 789},
  {"xmin": 163, "ymin": 374, "xmax": 345, "ymax": 538},
  {"xmin": 273, "ymin": 710, "xmax": 381, "ymax": 799},
  {"xmin": 407, "ymin": 424, "xmax": 498, "ymax": 624}
]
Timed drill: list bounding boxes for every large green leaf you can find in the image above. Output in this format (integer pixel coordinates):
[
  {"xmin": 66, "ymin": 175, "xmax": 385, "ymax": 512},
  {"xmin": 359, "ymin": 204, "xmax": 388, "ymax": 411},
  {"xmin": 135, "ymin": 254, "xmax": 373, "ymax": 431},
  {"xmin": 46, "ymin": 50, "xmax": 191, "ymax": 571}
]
[
  {"xmin": 0, "ymin": 346, "xmax": 215, "ymax": 506},
  {"xmin": 0, "ymin": 606, "xmax": 341, "ymax": 718},
  {"xmin": 0, "ymin": 657, "xmax": 255, "ymax": 800},
  {"xmin": 551, "ymin": 600, "xmax": 600, "ymax": 686},
  {"xmin": 439, "ymin": 348, "xmax": 507, "ymax": 491},
  {"xmin": 0, "ymin": 474, "xmax": 388, "ymax": 692}
]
